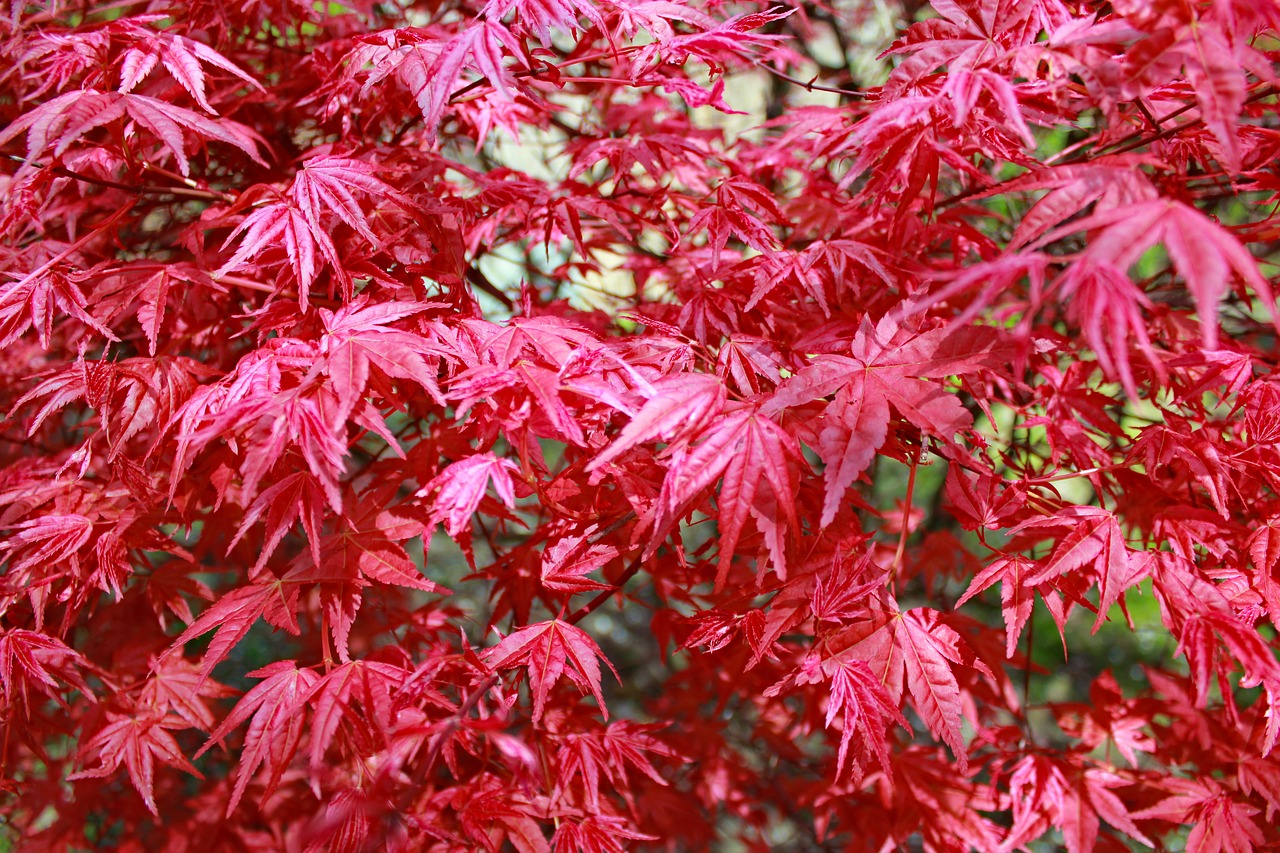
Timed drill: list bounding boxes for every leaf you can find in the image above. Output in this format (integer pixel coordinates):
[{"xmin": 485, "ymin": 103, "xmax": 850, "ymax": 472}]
[
  {"xmin": 483, "ymin": 620, "xmax": 619, "ymax": 722},
  {"xmin": 284, "ymin": 506, "xmax": 442, "ymax": 661},
  {"xmin": 217, "ymin": 201, "xmax": 336, "ymax": 296},
  {"xmin": 1000, "ymin": 756, "xmax": 1152, "ymax": 853},
  {"xmin": 0, "ymin": 268, "xmax": 119, "ymax": 350},
  {"xmin": 1134, "ymin": 779, "xmax": 1265, "ymax": 853},
  {"xmin": 554, "ymin": 721, "xmax": 676, "ymax": 812},
  {"xmin": 815, "ymin": 376, "xmax": 890, "ymax": 528},
  {"xmin": 140, "ymin": 657, "xmax": 234, "ymax": 731},
  {"xmin": 957, "ymin": 554, "xmax": 1035, "ymax": 657},
  {"xmin": 767, "ymin": 317, "xmax": 1009, "ymax": 525},
  {"xmin": 1060, "ymin": 259, "xmax": 1156, "ymax": 399},
  {"xmin": 197, "ymin": 660, "xmax": 319, "ymax": 815},
  {"xmin": 70, "ymin": 713, "xmax": 203, "ymax": 816},
  {"xmin": 0, "ymin": 514, "xmax": 93, "ymax": 576},
  {"xmin": 305, "ymin": 659, "xmax": 406, "ymax": 794},
  {"xmin": 229, "ymin": 470, "xmax": 327, "ymax": 570},
  {"xmin": 319, "ymin": 296, "xmax": 445, "ymax": 421},
  {"xmin": 649, "ymin": 409, "xmax": 801, "ymax": 588},
  {"xmin": 0, "ymin": 90, "xmax": 127, "ymax": 162},
  {"xmin": 482, "ymin": 0, "xmax": 604, "ymax": 43},
  {"xmin": 1039, "ymin": 199, "xmax": 1276, "ymax": 350},
  {"xmin": 551, "ymin": 816, "xmax": 656, "ymax": 853},
  {"xmin": 587, "ymin": 373, "xmax": 725, "ymax": 472},
  {"xmin": 292, "ymin": 156, "xmax": 400, "ymax": 246},
  {"xmin": 164, "ymin": 580, "xmax": 301, "ymax": 681},
  {"xmin": 362, "ymin": 24, "xmax": 523, "ymax": 136},
  {"xmin": 541, "ymin": 535, "xmax": 617, "ymax": 593},
  {"xmin": 1016, "ymin": 507, "xmax": 1138, "ymax": 632},
  {"xmin": 894, "ymin": 609, "xmax": 969, "ymax": 772},
  {"xmin": 710, "ymin": 412, "xmax": 799, "ymax": 588},
  {"xmin": 422, "ymin": 452, "xmax": 520, "ymax": 538},
  {"xmin": 117, "ymin": 29, "xmax": 264, "ymax": 113},
  {"xmin": 765, "ymin": 652, "xmax": 906, "ymax": 782},
  {"xmin": 0, "ymin": 629, "xmax": 94, "ymax": 717}
]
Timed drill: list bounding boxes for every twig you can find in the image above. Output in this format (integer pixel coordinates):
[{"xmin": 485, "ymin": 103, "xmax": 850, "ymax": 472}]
[
  {"xmin": 936, "ymin": 84, "xmax": 1278, "ymax": 211},
  {"xmin": 759, "ymin": 65, "xmax": 871, "ymax": 99},
  {"xmin": 5, "ymin": 154, "xmax": 234, "ymax": 202}
]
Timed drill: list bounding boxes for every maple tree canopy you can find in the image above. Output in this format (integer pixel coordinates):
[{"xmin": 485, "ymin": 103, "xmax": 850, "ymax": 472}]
[{"xmin": 3, "ymin": 0, "xmax": 1280, "ymax": 850}]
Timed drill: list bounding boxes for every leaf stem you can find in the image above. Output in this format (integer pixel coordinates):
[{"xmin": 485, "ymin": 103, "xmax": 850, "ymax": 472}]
[{"xmin": 888, "ymin": 457, "xmax": 918, "ymax": 590}]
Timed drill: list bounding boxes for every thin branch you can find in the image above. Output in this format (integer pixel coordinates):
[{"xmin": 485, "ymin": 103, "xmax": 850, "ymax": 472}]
[
  {"xmin": 759, "ymin": 64, "xmax": 871, "ymax": 99},
  {"xmin": 937, "ymin": 84, "xmax": 1278, "ymax": 211},
  {"xmin": 5, "ymin": 154, "xmax": 234, "ymax": 202}
]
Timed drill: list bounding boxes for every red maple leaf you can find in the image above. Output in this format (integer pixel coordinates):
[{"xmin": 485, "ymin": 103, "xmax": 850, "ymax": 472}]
[{"xmin": 483, "ymin": 620, "xmax": 619, "ymax": 722}]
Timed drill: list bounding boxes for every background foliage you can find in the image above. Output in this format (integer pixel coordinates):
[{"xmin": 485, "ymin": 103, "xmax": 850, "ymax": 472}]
[{"xmin": 3, "ymin": 0, "xmax": 1280, "ymax": 850}]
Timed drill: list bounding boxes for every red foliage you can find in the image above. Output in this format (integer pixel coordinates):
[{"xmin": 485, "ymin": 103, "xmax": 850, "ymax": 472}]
[{"xmin": 3, "ymin": 0, "xmax": 1280, "ymax": 849}]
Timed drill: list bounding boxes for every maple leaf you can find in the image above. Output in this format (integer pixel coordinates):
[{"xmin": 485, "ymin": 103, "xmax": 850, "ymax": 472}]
[
  {"xmin": 0, "ymin": 267, "xmax": 118, "ymax": 350},
  {"xmin": 358, "ymin": 23, "xmax": 525, "ymax": 136},
  {"xmin": 1039, "ymin": 199, "xmax": 1275, "ymax": 351},
  {"xmin": 1131, "ymin": 419, "xmax": 1234, "ymax": 519},
  {"xmin": 587, "ymin": 373, "xmax": 725, "ymax": 473},
  {"xmin": 714, "ymin": 334, "xmax": 782, "ymax": 397},
  {"xmin": 766, "ymin": 317, "xmax": 1009, "ymax": 526},
  {"xmin": 957, "ymin": 554, "xmax": 1036, "ymax": 657},
  {"xmin": 197, "ymin": 660, "xmax": 320, "ymax": 815},
  {"xmin": 1133, "ymin": 779, "xmax": 1265, "ymax": 853},
  {"xmin": 554, "ymin": 721, "xmax": 676, "ymax": 812},
  {"xmin": 221, "ymin": 158, "xmax": 415, "ymax": 301},
  {"xmin": 422, "ymin": 452, "xmax": 521, "ymax": 539},
  {"xmin": 0, "ymin": 629, "xmax": 94, "ymax": 717},
  {"xmin": 945, "ymin": 468, "xmax": 1027, "ymax": 533},
  {"xmin": 0, "ymin": 514, "xmax": 93, "ymax": 578},
  {"xmin": 70, "ymin": 713, "xmax": 203, "ymax": 816},
  {"xmin": 1122, "ymin": 21, "xmax": 1260, "ymax": 168},
  {"xmin": 305, "ymin": 659, "xmax": 406, "ymax": 794},
  {"xmin": 1052, "ymin": 672, "xmax": 1156, "ymax": 767},
  {"xmin": 143, "ymin": 561, "xmax": 215, "ymax": 630},
  {"xmin": 169, "ymin": 343, "xmax": 350, "ymax": 510},
  {"xmin": 0, "ymin": 90, "xmax": 264, "ymax": 175},
  {"xmin": 629, "ymin": 7, "xmax": 792, "ymax": 73},
  {"xmin": 894, "ymin": 609, "xmax": 971, "ymax": 772},
  {"xmin": 319, "ymin": 296, "xmax": 445, "ymax": 421},
  {"xmin": 455, "ymin": 773, "xmax": 553, "ymax": 853},
  {"xmin": 765, "ymin": 652, "xmax": 906, "ymax": 782},
  {"xmin": 281, "ymin": 501, "xmax": 441, "ymax": 661},
  {"xmin": 977, "ymin": 159, "xmax": 1159, "ymax": 251},
  {"xmin": 228, "ymin": 470, "xmax": 327, "ymax": 570},
  {"xmin": 483, "ymin": 620, "xmax": 619, "ymax": 722},
  {"xmin": 828, "ymin": 605, "xmax": 988, "ymax": 772},
  {"xmin": 1011, "ymin": 506, "xmax": 1141, "ymax": 632},
  {"xmin": 541, "ymin": 534, "xmax": 617, "ymax": 594},
  {"xmin": 1058, "ymin": 259, "xmax": 1157, "ymax": 399},
  {"xmin": 140, "ymin": 657, "xmax": 234, "ymax": 732},
  {"xmin": 1000, "ymin": 756, "xmax": 1152, "ymax": 853},
  {"xmin": 551, "ymin": 816, "xmax": 656, "ymax": 853},
  {"xmin": 164, "ymin": 579, "xmax": 301, "ymax": 681},
  {"xmin": 216, "ymin": 199, "xmax": 338, "ymax": 297},
  {"xmin": 88, "ymin": 263, "xmax": 215, "ymax": 357},
  {"xmin": 1238, "ymin": 756, "xmax": 1280, "ymax": 822},
  {"xmin": 648, "ymin": 408, "xmax": 801, "ymax": 588},
  {"xmin": 117, "ymin": 29, "xmax": 264, "ymax": 114},
  {"xmin": 885, "ymin": 0, "xmax": 1035, "ymax": 84},
  {"xmin": 293, "ymin": 156, "xmax": 401, "ymax": 244},
  {"xmin": 1249, "ymin": 516, "xmax": 1280, "ymax": 575}
]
